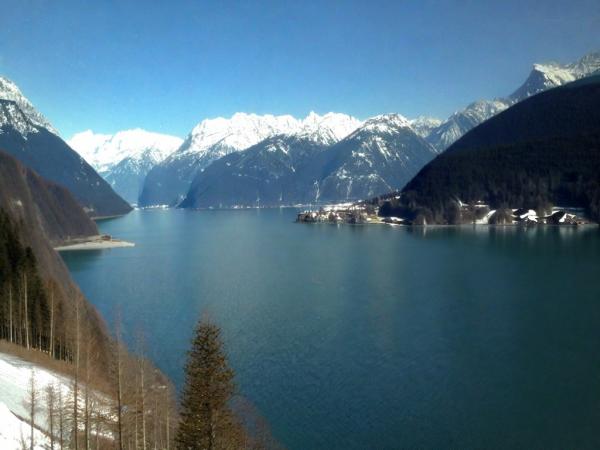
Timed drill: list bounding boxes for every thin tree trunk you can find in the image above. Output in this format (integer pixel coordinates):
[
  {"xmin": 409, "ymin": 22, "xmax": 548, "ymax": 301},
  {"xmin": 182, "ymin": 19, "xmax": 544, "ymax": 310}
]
[
  {"xmin": 58, "ymin": 388, "xmax": 64, "ymax": 450},
  {"xmin": 49, "ymin": 286, "xmax": 55, "ymax": 357},
  {"xmin": 140, "ymin": 357, "xmax": 147, "ymax": 450},
  {"xmin": 29, "ymin": 370, "xmax": 36, "ymax": 450},
  {"xmin": 9, "ymin": 284, "xmax": 13, "ymax": 343},
  {"xmin": 94, "ymin": 417, "xmax": 100, "ymax": 450},
  {"xmin": 153, "ymin": 396, "xmax": 158, "ymax": 450},
  {"xmin": 84, "ymin": 336, "xmax": 90, "ymax": 450},
  {"xmin": 115, "ymin": 321, "xmax": 124, "ymax": 450},
  {"xmin": 47, "ymin": 385, "xmax": 56, "ymax": 450},
  {"xmin": 23, "ymin": 273, "xmax": 29, "ymax": 350},
  {"xmin": 73, "ymin": 297, "xmax": 80, "ymax": 450}
]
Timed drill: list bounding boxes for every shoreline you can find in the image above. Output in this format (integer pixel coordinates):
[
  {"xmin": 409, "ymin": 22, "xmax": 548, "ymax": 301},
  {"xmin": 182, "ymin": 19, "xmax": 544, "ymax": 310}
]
[{"xmin": 54, "ymin": 236, "xmax": 135, "ymax": 251}]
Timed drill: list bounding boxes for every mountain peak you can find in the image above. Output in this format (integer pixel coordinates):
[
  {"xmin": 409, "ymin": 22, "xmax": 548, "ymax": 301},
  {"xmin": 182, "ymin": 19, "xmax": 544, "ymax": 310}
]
[
  {"xmin": 509, "ymin": 50, "xmax": 600, "ymax": 102},
  {"xmin": 296, "ymin": 112, "xmax": 362, "ymax": 144},
  {"xmin": 0, "ymin": 76, "xmax": 57, "ymax": 135},
  {"xmin": 360, "ymin": 113, "xmax": 412, "ymax": 133},
  {"xmin": 409, "ymin": 116, "xmax": 442, "ymax": 138},
  {"xmin": 182, "ymin": 111, "xmax": 361, "ymax": 158}
]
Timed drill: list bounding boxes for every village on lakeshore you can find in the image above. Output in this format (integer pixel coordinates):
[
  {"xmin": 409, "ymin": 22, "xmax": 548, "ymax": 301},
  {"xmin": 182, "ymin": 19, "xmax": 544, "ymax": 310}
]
[{"xmin": 296, "ymin": 200, "xmax": 591, "ymax": 226}]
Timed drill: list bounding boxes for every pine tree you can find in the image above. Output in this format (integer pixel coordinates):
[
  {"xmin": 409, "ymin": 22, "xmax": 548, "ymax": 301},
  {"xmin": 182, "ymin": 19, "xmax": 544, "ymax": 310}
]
[{"xmin": 176, "ymin": 317, "xmax": 239, "ymax": 450}]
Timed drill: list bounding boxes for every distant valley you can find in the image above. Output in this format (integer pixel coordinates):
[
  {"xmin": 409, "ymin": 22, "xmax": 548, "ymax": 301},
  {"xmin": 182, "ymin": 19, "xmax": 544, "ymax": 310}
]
[{"xmin": 67, "ymin": 129, "xmax": 182, "ymax": 204}]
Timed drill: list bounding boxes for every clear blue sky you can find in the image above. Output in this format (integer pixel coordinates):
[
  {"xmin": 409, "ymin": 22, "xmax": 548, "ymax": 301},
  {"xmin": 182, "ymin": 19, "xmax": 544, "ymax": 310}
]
[{"xmin": 0, "ymin": 0, "xmax": 598, "ymax": 138}]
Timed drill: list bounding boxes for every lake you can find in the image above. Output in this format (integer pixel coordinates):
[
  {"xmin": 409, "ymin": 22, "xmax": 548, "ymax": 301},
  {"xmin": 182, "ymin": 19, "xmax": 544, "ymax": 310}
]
[{"xmin": 61, "ymin": 208, "xmax": 600, "ymax": 449}]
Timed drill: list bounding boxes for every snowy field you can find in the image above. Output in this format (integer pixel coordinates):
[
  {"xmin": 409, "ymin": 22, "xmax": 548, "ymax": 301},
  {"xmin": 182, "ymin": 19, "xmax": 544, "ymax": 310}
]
[{"xmin": 0, "ymin": 351, "xmax": 70, "ymax": 449}]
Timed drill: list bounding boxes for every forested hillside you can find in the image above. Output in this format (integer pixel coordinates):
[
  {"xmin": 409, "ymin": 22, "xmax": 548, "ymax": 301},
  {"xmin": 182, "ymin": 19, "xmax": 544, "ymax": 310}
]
[
  {"xmin": 377, "ymin": 75, "xmax": 600, "ymax": 224},
  {"xmin": 0, "ymin": 150, "xmax": 180, "ymax": 448}
]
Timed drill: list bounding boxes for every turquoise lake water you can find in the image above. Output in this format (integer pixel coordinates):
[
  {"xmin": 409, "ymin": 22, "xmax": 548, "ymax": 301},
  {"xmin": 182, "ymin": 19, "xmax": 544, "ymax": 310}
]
[{"xmin": 61, "ymin": 208, "xmax": 600, "ymax": 449}]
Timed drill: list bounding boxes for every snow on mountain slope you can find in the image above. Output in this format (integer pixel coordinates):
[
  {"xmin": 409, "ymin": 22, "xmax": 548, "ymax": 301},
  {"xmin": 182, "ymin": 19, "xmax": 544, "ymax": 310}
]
[
  {"xmin": 408, "ymin": 116, "xmax": 442, "ymax": 139},
  {"xmin": 68, "ymin": 128, "xmax": 183, "ymax": 174},
  {"xmin": 316, "ymin": 114, "xmax": 438, "ymax": 201},
  {"xmin": 295, "ymin": 111, "xmax": 362, "ymax": 144},
  {"xmin": 179, "ymin": 112, "xmax": 298, "ymax": 158},
  {"xmin": 0, "ymin": 100, "xmax": 40, "ymax": 137},
  {"xmin": 426, "ymin": 99, "xmax": 510, "ymax": 151},
  {"xmin": 139, "ymin": 111, "xmax": 361, "ymax": 206},
  {"xmin": 181, "ymin": 113, "xmax": 434, "ymax": 207},
  {"xmin": 0, "ymin": 77, "xmax": 57, "ymax": 135},
  {"xmin": 175, "ymin": 111, "xmax": 360, "ymax": 160},
  {"xmin": 0, "ymin": 99, "xmax": 132, "ymax": 217},
  {"xmin": 426, "ymin": 51, "xmax": 600, "ymax": 151},
  {"xmin": 510, "ymin": 51, "xmax": 600, "ymax": 102}
]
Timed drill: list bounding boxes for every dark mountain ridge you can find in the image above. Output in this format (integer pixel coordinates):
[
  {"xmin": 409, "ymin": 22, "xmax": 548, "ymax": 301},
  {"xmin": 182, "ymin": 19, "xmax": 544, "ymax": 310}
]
[
  {"xmin": 378, "ymin": 75, "xmax": 600, "ymax": 224},
  {"xmin": 179, "ymin": 134, "xmax": 330, "ymax": 208},
  {"xmin": 0, "ymin": 99, "xmax": 132, "ymax": 218}
]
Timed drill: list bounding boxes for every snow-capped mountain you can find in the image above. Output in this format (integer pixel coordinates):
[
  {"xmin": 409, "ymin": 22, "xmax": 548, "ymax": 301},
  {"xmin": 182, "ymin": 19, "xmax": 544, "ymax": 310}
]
[
  {"xmin": 426, "ymin": 99, "xmax": 510, "ymax": 151},
  {"xmin": 426, "ymin": 51, "xmax": 600, "ymax": 151},
  {"xmin": 179, "ymin": 133, "xmax": 332, "ymax": 208},
  {"xmin": 316, "ymin": 114, "xmax": 437, "ymax": 201},
  {"xmin": 510, "ymin": 51, "xmax": 600, "ymax": 102},
  {"xmin": 68, "ymin": 129, "xmax": 182, "ymax": 204},
  {"xmin": 181, "ymin": 113, "xmax": 436, "ymax": 207},
  {"xmin": 295, "ymin": 111, "xmax": 363, "ymax": 144},
  {"xmin": 0, "ymin": 97, "xmax": 131, "ymax": 217},
  {"xmin": 68, "ymin": 129, "xmax": 182, "ymax": 173},
  {"xmin": 139, "ymin": 112, "xmax": 361, "ymax": 206},
  {"xmin": 0, "ymin": 76, "xmax": 57, "ymax": 134},
  {"xmin": 0, "ymin": 100, "xmax": 40, "ymax": 137},
  {"xmin": 408, "ymin": 116, "xmax": 442, "ymax": 139}
]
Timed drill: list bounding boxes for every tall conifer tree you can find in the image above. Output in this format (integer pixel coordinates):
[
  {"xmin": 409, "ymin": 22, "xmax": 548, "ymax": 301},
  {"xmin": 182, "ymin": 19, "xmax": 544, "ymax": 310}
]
[{"xmin": 176, "ymin": 317, "xmax": 238, "ymax": 450}]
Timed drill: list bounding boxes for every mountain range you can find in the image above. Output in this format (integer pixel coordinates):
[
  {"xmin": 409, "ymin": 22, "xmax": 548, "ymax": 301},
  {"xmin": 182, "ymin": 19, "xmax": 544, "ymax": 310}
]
[
  {"xmin": 1, "ymin": 50, "xmax": 598, "ymax": 214},
  {"xmin": 180, "ymin": 114, "xmax": 436, "ymax": 208},
  {"xmin": 68, "ymin": 129, "xmax": 182, "ymax": 204},
  {"xmin": 139, "ymin": 112, "xmax": 362, "ymax": 206},
  {"xmin": 148, "ymin": 51, "xmax": 600, "ymax": 208}
]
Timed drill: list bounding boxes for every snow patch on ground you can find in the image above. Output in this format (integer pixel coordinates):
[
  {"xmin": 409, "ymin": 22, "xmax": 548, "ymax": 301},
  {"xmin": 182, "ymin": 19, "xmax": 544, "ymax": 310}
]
[{"xmin": 0, "ymin": 351, "xmax": 75, "ymax": 449}]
